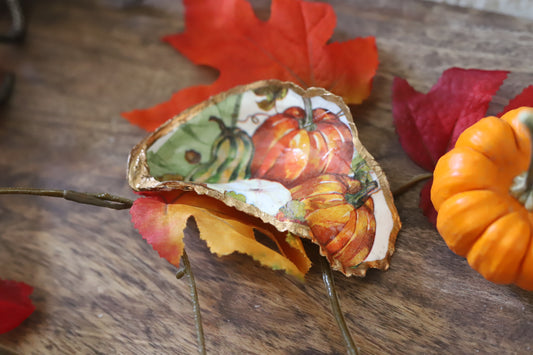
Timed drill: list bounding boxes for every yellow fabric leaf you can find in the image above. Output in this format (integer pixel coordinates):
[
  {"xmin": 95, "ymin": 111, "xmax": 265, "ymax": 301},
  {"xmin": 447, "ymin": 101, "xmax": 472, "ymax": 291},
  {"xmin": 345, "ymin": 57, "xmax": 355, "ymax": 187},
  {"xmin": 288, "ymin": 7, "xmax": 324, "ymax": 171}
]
[{"xmin": 131, "ymin": 191, "xmax": 311, "ymax": 279}]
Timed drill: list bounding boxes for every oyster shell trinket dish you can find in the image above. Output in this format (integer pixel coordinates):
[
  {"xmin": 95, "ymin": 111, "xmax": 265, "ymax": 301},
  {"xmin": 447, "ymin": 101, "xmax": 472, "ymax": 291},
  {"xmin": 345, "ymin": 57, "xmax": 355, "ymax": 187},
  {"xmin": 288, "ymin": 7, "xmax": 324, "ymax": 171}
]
[{"xmin": 128, "ymin": 80, "xmax": 401, "ymax": 276}]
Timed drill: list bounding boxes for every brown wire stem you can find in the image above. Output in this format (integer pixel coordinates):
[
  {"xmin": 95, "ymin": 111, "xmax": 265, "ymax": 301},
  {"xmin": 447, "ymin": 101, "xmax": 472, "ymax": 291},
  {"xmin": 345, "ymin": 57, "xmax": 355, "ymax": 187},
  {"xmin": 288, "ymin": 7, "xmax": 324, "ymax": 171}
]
[
  {"xmin": 175, "ymin": 267, "xmax": 187, "ymax": 279},
  {"xmin": 320, "ymin": 256, "xmax": 359, "ymax": 355},
  {"xmin": 392, "ymin": 173, "xmax": 433, "ymax": 198},
  {"xmin": 0, "ymin": 187, "xmax": 134, "ymax": 209},
  {"xmin": 180, "ymin": 251, "xmax": 207, "ymax": 355}
]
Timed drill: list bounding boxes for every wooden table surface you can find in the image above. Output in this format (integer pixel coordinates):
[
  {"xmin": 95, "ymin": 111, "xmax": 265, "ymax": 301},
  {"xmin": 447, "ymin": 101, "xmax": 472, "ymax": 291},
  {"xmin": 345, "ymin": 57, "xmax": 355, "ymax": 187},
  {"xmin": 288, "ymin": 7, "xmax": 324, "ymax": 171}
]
[{"xmin": 1, "ymin": 0, "xmax": 532, "ymax": 354}]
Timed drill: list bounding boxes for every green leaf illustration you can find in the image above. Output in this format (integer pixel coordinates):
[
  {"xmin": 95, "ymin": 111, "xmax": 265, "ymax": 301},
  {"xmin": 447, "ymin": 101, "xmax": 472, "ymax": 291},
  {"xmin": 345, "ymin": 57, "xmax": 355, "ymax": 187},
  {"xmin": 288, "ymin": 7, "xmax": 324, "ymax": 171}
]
[{"xmin": 254, "ymin": 84, "xmax": 288, "ymax": 111}]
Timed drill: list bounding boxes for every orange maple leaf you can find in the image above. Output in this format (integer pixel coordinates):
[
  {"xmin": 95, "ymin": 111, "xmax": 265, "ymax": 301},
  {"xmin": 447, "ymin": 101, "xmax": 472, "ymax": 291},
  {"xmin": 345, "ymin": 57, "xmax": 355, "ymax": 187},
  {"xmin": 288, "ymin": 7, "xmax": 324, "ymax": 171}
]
[
  {"xmin": 130, "ymin": 191, "xmax": 312, "ymax": 279},
  {"xmin": 122, "ymin": 0, "xmax": 378, "ymax": 131}
]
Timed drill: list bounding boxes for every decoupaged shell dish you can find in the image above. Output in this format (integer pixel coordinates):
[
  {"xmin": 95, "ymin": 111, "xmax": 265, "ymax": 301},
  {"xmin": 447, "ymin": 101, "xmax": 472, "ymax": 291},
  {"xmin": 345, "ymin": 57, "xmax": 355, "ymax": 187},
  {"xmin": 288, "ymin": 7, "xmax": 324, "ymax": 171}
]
[{"xmin": 128, "ymin": 80, "xmax": 401, "ymax": 276}]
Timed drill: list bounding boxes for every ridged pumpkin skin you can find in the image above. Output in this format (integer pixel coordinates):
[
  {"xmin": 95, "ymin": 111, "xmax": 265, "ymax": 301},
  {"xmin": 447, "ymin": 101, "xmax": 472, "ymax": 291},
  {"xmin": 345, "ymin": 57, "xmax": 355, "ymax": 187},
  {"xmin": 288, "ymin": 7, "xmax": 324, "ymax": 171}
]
[
  {"xmin": 289, "ymin": 173, "xmax": 362, "ymax": 211},
  {"xmin": 431, "ymin": 107, "xmax": 533, "ymax": 290},
  {"xmin": 290, "ymin": 174, "xmax": 376, "ymax": 270},
  {"xmin": 250, "ymin": 107, "xmax": 354, "ymax": 187}
]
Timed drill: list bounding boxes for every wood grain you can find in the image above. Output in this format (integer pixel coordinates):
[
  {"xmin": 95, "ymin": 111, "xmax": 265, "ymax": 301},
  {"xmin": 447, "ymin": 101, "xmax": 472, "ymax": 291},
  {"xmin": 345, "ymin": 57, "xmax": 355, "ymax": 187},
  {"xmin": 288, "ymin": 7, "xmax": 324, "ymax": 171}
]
[{"xmin": 0, "ymin": 0, "xmax": 532, "ymax": 354}]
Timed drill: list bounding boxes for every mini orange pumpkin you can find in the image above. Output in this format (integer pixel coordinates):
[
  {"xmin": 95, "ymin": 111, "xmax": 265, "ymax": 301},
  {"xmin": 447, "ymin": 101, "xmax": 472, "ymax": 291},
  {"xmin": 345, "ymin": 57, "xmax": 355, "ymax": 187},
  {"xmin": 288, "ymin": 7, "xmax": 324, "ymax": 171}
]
[{"xmin": 431, "ymin": 107, "xmax": 533, "ymax": 290}]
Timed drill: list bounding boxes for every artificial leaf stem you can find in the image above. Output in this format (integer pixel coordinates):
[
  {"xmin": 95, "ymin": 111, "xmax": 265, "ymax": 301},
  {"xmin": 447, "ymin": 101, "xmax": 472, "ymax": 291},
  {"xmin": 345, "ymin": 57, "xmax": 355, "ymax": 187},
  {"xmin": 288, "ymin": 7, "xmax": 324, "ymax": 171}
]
[
  {"xmin": 175, "ymin": 267, "xmax": 187, "ymax": 279},
  {"xmin": 392, "ymin": 173, "xmax": 433, "ymax": 198},
  {"xmin": 320, "ymin": 256, "xmax": 359, "ymax": 355},
  {"xmin": 180, "ymin": 251, "xmax": 207, "ymax": 355},
  {"xmin": 0, "ymin": 187, "xmax": 134, "ymax": 209}
]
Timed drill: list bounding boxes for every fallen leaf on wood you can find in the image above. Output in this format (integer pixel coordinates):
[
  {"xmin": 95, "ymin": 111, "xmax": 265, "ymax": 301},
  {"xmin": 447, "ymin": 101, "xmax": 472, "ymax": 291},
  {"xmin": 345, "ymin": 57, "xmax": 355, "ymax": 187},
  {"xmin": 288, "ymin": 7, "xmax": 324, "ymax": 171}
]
[
  {"xmin": 392, "ymin": 67, "xmax": 508, "ymax": 224},
  {"xmin": 122, "ymin": 0, "xmax": 378, "ymax": 131},
  {"xmin": 131, "ymin": 191, "xmax": 312, "ymax": 279},
  {"xmin": 499, "ymin": 85, "xmax": 533, "ymax": 116},
  {"xmin": 0, "ymin": 279, "xmax": 35, "ymax": 334}
]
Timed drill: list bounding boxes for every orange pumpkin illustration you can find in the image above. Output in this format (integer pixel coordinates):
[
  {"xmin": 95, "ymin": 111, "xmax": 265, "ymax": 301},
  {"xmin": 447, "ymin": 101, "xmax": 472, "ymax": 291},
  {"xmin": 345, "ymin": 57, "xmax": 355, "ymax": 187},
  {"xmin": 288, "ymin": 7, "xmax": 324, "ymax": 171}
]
[
  {"xmin": 290, "ymin": 174, "xmax": 377, "ymax": 270},
  {"xmin": 251, "ymin": 103, "xmax": 354, "ymax": 187}
]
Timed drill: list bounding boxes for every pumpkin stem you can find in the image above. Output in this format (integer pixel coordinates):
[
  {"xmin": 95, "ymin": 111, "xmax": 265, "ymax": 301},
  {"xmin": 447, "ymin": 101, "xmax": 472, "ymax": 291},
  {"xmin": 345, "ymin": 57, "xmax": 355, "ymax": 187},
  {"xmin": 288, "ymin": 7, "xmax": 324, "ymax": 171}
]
[
  {"xmin": 510, "ymin": 109, "xmax": 533, "ymax": 211},
  {"xmin": 345, "ymin": 180, "xmax": 378, "ymax": 209},
  {"xmin": 209, "ymin": 115, "xmax": 230, "ymax": 134},
  {"xmin": 300, "ymin": 96, "xmax": 317, "ymax": 131}
]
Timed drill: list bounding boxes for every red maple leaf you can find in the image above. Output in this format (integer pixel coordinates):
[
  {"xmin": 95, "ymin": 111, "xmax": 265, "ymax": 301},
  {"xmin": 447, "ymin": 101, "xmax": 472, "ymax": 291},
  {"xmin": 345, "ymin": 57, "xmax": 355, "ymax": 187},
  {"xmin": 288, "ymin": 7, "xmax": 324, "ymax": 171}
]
[
  {"xmin": 0, "ymin": 279, "xmax": 35, "ymax": 334},
  {"xmin": 499, "ymin": 85, "xmax": 533, "ymax": 116},
  {"xmin": 392, "ymin": 68, "xmax": 508, "ymax": 224},
  {"xmin": 122, "ymin": 0, "xmax": 378, "ymax": 132}
]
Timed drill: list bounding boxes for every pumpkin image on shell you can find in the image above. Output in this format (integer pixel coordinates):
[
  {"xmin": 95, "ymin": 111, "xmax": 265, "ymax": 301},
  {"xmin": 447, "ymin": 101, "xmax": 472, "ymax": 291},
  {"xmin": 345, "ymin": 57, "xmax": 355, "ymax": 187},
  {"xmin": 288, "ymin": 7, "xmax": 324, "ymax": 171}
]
[{"xmin": 128, "ymin": 80, "xmax": 400, "ymax": 277}]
